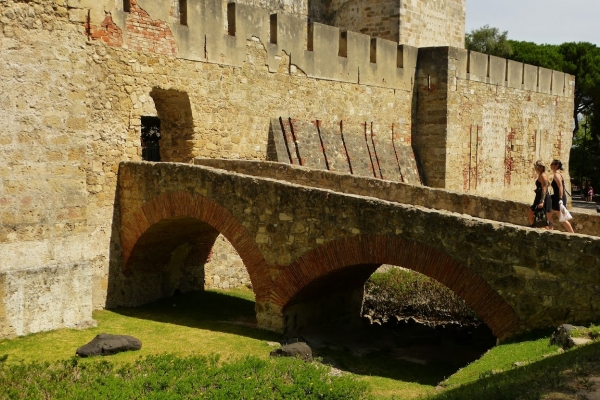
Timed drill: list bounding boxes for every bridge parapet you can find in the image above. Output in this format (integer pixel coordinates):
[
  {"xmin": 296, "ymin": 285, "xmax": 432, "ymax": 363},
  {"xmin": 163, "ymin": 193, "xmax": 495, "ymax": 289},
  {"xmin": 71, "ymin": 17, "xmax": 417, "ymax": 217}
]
[{"xmin": 194, "ymin": 158, "xmax": 600, "ymax": 237}]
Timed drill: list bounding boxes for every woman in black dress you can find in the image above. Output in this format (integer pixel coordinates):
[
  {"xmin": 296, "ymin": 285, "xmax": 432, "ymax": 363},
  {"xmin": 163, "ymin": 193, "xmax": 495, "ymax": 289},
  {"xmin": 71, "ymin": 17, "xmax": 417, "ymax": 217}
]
[
  {"xmin": 528, "ymin": 159, "xmax": 552, "ymax": 228},
  {"xmin": 549, "ymin": 159, "xmax": 574, "ymax": 233}
]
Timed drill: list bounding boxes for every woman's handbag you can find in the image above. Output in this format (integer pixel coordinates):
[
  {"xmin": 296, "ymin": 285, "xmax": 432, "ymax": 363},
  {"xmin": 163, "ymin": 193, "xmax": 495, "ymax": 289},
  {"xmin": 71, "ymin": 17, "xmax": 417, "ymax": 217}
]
[
  {"xmin": 559, "ymin": 203, "xmax": 573, "ymax": 222},
  {"xmin": 532, "ymin": 207, "xmax": 550, "ymax": 227}
]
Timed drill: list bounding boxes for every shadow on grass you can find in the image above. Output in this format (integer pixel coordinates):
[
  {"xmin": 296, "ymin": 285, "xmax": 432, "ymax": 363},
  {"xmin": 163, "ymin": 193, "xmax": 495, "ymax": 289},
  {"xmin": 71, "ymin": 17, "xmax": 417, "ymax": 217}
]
[
  {"xmin": 317, "ymin": 347, "xmax": 460, "ymax": 386},
  {"xmin": 111, "ymin": 290, "xmax": 495, "ymax": 386},
  {"xmin": 430, "ymin": 340, "xmax": 600, "ymax": 400},
  {"xmin": 111, "ymin": 290, "xmax": 281, "ymax": 343}
]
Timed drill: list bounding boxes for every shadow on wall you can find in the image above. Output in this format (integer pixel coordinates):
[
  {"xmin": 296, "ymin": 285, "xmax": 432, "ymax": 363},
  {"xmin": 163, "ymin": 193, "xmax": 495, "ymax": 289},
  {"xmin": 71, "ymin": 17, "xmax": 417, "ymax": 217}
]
[
  {"xmin": 149, "ymin": 88, "xmax": 195, "ymax": 163},
  {"xmin": 105, "ymin": 188, "xmax": 226, "ymax": 308},
  {"xmin": 112, "ymin": 218, "xmax": 222, "ymax": 307}
]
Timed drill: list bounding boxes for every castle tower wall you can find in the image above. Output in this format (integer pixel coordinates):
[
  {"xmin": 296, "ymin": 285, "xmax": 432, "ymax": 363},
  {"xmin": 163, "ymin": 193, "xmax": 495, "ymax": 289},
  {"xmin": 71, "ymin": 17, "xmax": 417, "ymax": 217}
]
[
  {"xmin": 313, "ymin": 0, "xmax": 466, "ymax": 47},
  {"xmin": 415, "ymin": 47, "xmax": 574, "ymax": 203},
  {"xmin": 399, "ymin": 0, "xmax": 465, "ymax": 47}
]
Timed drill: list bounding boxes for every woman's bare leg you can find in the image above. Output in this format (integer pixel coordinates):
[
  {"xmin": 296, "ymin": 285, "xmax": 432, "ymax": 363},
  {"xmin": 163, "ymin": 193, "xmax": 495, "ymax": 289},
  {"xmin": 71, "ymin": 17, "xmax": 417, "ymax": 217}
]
[
  {"xmin": 528, "ymin": 209, "xmax": 534, "ymax": 225},
  {"xmin": 551, "ymin": 211, "xmax": 574, "ymax": 233}
]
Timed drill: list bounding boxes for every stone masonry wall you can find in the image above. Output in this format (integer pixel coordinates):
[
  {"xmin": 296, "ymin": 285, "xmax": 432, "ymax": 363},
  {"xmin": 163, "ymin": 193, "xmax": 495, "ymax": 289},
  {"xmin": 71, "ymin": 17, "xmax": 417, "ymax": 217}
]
[
  {"xmin": 232, "ymin": 0, "xmax": 308, "ymax": 18},
  {"xmin": 447, "ymin": 79, "xmax": 573, "ymax": 203},
  {"xmin": 82, "ymin": 41, "xmax": 411, "ymax": 302},
  {"xmin": 0, "ymin": 0, "xmax": 575, "ymax": 338},
  {"xmin": 313, "ymin": 0, "xmax": 465, "ymax": 47},
  {"xmin": 312, "ymin": 0, "xmax": 400, "ymax": 43},
  {"xmin": 415, "ymin": 47, "xmax": 574, "ymax": 204},
  {"xmin": 0, "ymin": 0, "xmax": 414, "ymax": 336},
  {"xmin": 398, "ymin": 0, "xmax": 465, "ymax": 48},
  {"xmin": 0, "ymin": 1, "xmax": 98, "ymax": 337}
]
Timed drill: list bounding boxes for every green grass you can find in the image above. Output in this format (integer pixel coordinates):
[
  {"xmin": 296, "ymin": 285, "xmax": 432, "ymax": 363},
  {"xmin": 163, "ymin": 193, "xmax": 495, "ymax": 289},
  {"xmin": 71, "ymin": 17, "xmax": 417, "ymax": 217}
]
[
  {"xmin": 440, "ymin": 330, "xmax": 560, "ymax": 389},
  {"xmin": 0, "ymin": 288, "xmax": 278, "ymax": 366},
  {"xmin": 1, "ymin": 288, "xmax": 599, "ymax": 400},
  {"xmin": 428, "ymin": 340, "xmax": 600, "ymax": 400},
  {"xmin": 0, "ymin": 354, "xmax": 370, "ymax": 399}
]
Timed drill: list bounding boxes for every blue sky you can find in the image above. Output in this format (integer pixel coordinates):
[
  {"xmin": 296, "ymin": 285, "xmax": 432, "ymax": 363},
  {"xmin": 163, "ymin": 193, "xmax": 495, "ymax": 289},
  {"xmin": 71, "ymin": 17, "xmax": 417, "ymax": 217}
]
[{"xmin": 466, "ymin": 0, "xmax": 600, "ymax": 46}]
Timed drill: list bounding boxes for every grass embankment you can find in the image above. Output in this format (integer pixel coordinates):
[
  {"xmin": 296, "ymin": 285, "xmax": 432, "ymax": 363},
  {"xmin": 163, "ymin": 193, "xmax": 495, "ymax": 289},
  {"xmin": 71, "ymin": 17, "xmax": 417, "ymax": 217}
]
[
  {"xmin": 0, "ymin": 289, "xmax": 369, "ymax": 399},
  {"xmin": 431, "ymin": 334, "xmax": 600, "ymax": 400},
  {"xmin": 1, "ymin": 285, "xmax": 599, "ymax": 399}
]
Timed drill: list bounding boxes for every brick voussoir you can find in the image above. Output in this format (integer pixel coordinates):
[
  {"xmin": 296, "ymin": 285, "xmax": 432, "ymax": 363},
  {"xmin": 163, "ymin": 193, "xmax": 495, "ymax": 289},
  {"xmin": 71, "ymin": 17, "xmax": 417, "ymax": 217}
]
[{"xmin": 267, "ymin": 233, "xmax": 522, "ymax": 338}]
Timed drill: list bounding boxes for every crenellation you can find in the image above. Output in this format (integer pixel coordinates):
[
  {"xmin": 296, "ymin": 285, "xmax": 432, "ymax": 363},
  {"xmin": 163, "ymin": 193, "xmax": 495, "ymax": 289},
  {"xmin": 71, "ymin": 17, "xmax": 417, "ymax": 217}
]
[
  {"xmin": 506, "ymin": 60, "xmax": 523, "ymax": 89},
  {"xmin": 487, "ymin": 55, "xmax": 506, "ymax": 86},
  {"xmin": 552, "ymin": 70, "xmax": 566, "ymax": 96},
  {"xmin": 467, "ymin": 50, "xmax": 488, "ymax": 83},
  {"xmin": 538, "ymin": 67, "xmax": 553, "ymax": 94},
  {"xmin": 459, "ymin": 50, "xmax": 573, "ymax": 97}
]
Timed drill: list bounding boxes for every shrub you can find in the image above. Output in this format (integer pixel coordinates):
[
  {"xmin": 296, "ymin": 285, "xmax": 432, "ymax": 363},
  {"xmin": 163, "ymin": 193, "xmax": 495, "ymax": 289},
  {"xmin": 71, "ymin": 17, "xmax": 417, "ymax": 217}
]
[{"xmin": 0, "ymin": 354, "xmax": 371, "ymax": 399}]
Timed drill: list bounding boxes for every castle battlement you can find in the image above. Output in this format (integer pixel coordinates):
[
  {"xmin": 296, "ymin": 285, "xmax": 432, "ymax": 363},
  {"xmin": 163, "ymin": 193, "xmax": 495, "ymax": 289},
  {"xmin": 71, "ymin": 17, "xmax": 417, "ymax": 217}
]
[
  {"xmin": 455, "ymin": 49, "xmax": 574, "ymax": 97},
  {"xmin": 96, "ymin": 1, "xmax": 573, "ymax": 95},
  {"xmin": 101, "ymin": 1, "xmax": 419, "ymax": 90}
]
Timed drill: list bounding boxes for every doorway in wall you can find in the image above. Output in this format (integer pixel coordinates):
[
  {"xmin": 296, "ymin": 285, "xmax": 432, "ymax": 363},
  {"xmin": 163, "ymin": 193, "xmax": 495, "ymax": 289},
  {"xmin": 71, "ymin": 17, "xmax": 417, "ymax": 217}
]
[
  {"xmin": 149, "ymin": 88, "xmax": 195, "ymax": 163},
  {"xmin": 141, "ymin": 116, "xmax": 162, "ymax": 162}
]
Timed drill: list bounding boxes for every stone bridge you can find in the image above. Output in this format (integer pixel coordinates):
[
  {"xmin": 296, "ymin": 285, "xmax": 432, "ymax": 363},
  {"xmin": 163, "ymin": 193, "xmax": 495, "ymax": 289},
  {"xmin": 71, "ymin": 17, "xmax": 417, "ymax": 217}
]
[{"xmin": 112, "ymin": 161, "xmax": 600, "ymax": 340}]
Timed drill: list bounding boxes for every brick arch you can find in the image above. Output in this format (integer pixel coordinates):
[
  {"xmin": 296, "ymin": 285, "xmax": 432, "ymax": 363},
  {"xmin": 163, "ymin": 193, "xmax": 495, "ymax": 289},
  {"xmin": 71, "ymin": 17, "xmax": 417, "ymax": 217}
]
[
  {"xmin": 120, "ymin": 191, "xmax": 271, "ymax": 299},
  {"xmin": 271, "ymin": 234, "xmax": 522, "ymax": 340}
]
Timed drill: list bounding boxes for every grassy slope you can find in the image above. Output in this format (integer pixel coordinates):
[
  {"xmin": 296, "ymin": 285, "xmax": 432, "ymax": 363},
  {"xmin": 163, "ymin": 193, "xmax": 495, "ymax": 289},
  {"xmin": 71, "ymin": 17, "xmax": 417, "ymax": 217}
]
[
  {"xmin": 0, "ymin": 289, "xmax": 438, "ymax": 399},
  {"xmin": 1, "ymin": 289, "xmax": 598, "ymax": 399}
]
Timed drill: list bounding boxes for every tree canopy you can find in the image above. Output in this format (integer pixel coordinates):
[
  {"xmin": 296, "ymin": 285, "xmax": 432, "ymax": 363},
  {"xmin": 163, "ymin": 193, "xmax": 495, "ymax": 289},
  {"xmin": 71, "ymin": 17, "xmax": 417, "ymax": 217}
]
[{"xmin": 465, "ymin": 25, "xmax": 513, "ymax": 58}]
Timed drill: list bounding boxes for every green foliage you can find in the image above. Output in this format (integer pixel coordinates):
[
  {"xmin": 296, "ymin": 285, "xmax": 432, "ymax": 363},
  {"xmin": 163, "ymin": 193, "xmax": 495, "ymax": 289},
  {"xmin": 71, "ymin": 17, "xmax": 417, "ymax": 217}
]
[
  {"xmin": 506, "ymin": 41, "xmax": 563, "ymax": 71},
  {"xmin": 0, "ymin": 354, "xmax": 370, "ymax": 399},
  {"xmin": 465, "ymin": 25, "xmax": 513, "ymax": 58},
  {"xmin": 570, "ymin": 115, "xmax": 600, "ymax": 185},
  {"xmin": 364, "ymin": 268, "xmax": 476, "ymax": 324},
  {"xmin": 429, "ymin": 341, "xmax": 600, "ymax": 400}
]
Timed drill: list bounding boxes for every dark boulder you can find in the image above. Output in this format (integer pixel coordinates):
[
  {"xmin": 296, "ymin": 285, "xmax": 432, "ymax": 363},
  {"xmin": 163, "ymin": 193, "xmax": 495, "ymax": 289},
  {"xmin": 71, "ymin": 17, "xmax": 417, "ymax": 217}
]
[
  {"xmin": 549, "ymin": 324, "xmax": 583, "ymax": 349},
  {"xmin": 270, "ymin": 342, "xmax": 313, "ymax": 362},
  {"xmin": 76, "ymin": 333, "xmax": 142, "ymax": 357}
]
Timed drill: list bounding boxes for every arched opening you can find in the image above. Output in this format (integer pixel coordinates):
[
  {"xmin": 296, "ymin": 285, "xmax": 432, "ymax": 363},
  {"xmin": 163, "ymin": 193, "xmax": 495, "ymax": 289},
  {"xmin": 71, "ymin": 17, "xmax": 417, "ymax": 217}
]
[
  {"xmin": 272, "ymin": 235, "xmax": 521, "ymax": 341},
  {"xmin": 149, "ymin": 88, "xmax": 195, "ymax": 163},
  {"xmin": 124, "ymin": 217, "xmax": 221, "ymax": 303},
  {"xmin": 281, "ymin": 262, "xmax": 497, "ymax": 379},
  {"xmin": 114, "ymin": 191, "xmax": 269, "ymax": 317}
]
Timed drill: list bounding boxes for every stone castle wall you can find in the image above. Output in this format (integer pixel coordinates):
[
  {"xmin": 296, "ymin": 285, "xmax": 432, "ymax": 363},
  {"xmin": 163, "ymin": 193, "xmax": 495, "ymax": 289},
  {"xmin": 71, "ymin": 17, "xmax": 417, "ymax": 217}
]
[
  {"xmin": 312, "ymin": 0, "xmax": 465, "ymax": 47},
  {"xmin": 415, "ymin": 47, "xmax": 574, "ymax": 203},
  {"xmin": 0, "ymin": 0, "xmax": 575, "ymax": 337},
  {"xmin": 398, "ymin": 0, "xmax": 465, "ymax": 48},
  {"xmin": 0, "ymin": 0, "xmax": 414, "ymax": 336}
]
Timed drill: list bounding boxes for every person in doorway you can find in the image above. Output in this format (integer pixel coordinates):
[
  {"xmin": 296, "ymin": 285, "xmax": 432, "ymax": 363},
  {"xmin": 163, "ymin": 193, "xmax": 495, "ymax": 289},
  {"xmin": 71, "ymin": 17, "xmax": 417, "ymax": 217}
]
[
  {"xmin": 583, "ymin": 181, "xmax": 589, "ymax": 201},
  {"xmin": 528, "ymin": 160, "xmax": 553, "ymax": 229},
  {"xmin": 549, "ymin": 159, "xmax": 575, "ymax": 233}
]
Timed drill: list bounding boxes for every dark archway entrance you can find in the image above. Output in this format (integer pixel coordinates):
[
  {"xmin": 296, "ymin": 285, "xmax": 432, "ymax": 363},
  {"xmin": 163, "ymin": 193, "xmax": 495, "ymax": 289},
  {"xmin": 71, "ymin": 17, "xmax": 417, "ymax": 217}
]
[{"xmin": 149, "ymin": 88, "xmax": 195, "ymax": 163}]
